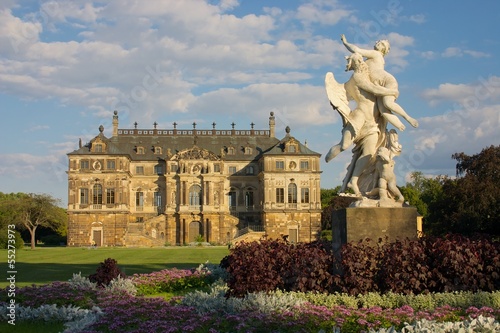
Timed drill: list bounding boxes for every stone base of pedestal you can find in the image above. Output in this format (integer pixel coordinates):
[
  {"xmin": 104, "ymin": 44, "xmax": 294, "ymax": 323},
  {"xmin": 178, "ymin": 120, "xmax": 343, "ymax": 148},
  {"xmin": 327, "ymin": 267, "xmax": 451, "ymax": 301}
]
[{"xmin": 332, "ymin": 206, "xmax": 418, "ymax": 251}]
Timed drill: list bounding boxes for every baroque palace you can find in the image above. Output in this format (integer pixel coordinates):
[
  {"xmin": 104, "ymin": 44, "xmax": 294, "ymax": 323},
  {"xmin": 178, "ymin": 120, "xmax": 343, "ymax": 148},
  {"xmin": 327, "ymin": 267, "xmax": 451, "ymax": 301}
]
[{"xmin": 67, "ymin": 111, "xmax": 322, "ymax": 247}]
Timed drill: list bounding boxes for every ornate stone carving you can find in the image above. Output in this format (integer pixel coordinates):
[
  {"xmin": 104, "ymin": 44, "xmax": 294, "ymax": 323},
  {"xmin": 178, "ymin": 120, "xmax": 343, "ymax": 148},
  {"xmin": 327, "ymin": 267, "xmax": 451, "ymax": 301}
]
[{"xmin": 172, "ymin": 146, "xmax": 220, "ymax": 161}]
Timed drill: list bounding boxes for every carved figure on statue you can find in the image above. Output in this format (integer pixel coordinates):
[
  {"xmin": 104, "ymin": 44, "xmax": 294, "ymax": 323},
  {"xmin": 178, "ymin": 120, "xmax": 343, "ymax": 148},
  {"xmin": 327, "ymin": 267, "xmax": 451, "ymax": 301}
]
[
  {"xmin": 340, "ymin": 34, "xmax": 419, "ymax": 131},
  {"xmin": 324, "ymin": 34, "xmax": 417, "ymax": 207},
  {"xmin": 366, "ymin": 146, "xmax": 404, "ymax": 205},
  {"xmin": 325, "ymin": 53, "xmax": 398, "ymax": 196}
]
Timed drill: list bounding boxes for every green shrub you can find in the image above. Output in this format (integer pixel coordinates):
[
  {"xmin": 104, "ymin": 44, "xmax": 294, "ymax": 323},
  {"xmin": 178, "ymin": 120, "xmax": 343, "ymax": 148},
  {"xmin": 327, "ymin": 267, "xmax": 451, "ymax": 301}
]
[{"xmin": 0, "ymin": 228, "xmax": 24, "ymax": 249}]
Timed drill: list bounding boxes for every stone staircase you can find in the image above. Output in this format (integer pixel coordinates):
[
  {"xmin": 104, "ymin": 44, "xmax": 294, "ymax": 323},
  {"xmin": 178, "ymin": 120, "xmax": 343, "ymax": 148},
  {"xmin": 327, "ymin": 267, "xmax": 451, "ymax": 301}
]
[
  {"xmin": 124, "ymin": 215, "xmax": 166, "ymax": 247},
  {"xmin": 233, "ymin": 231, "xmax": 266, "ymax": 244},
  {"xmin": 232, "ymin": 225, "xmax": 266, "ymax": 245}
]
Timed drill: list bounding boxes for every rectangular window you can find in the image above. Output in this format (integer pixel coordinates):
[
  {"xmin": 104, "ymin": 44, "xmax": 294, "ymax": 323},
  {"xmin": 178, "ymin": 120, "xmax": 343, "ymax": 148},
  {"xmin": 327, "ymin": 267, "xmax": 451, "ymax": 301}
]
[
  {"xmin": 300, "ymin": 160, "xmax": 309, "ymax": 170},
  {"xmin": 136, "ymin": 166, "xmax": 144, "ymax": 175},
  {"xmin": 276, "ymin": 161, "xmax": 284, "ymax": 170},
  {"xmin": 301, "ymin": 188, "xmax": 310, "ymax": 203},
  {"xmin": 154, "ymin": 192, "xmax": 162, "ymax": 207},
  {"xmin": 93, "ymin": 185, "xmax": 103, "ymax": 205},
  {"xmin": 80, "ymin": 188, "xmax": 89, "ymax": 204},
  {"xmin": 107, "ymin": 160, "xmax": 116, "ymax": 170},
  {"xmin": 80, "ymin": 160, "xmax": 90, "ymax": 170},
  {"xmin": 154, "ymin": 165, "xmax": 163, "ymax": 175},
  {"xmin": 288, "ymin": 184, "xmax": 297, "ymax": 204},
  {"xmin": 213, "ymin": 164, "xmax": 220, "ymax": 173},
  {"xmin": 94, "ymin": 144, "xmax": 103, "ymax": 152},
  {"xmin": 136, "ymin": 192, "xmax": 144, "ymax": 207},
  {"xmin": 276, "ymin": 188, "xmax": 284, "ymax": 203},
  {"xmin": 246, "ymin": 166, "xmax": 254, "ymax": 175},
  {"xmin": 228, "ymin": 191, "xmax": 237, "ymax": 208},
  {"xmin": 170, "ymin": 164, "xmax": 178, "ymax": 172},
  {"xmin": 106, "ymin": 188, "xmax": 115, "ymax": 204},
  {"xmin": 229, "ymin": 166, "xmax": 237, "ymax": 174},
  {"xmin": 245, "ymin": 191, "xmax": 254, "ymax": 207}
]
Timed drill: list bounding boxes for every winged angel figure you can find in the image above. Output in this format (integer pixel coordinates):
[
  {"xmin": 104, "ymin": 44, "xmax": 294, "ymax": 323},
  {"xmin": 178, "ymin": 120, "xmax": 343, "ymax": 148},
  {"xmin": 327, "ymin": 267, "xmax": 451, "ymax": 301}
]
[{"xmin": 325, "ymin": 52, "xmax": 400, "ymax": 196}]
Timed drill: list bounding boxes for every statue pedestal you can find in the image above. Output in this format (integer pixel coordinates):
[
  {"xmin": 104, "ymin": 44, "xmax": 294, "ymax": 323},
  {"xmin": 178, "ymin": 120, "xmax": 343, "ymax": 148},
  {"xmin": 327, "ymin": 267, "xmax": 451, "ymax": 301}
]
[{"xmin": 332, "ymin": 206, "xmax": 418, "ymax": 251}]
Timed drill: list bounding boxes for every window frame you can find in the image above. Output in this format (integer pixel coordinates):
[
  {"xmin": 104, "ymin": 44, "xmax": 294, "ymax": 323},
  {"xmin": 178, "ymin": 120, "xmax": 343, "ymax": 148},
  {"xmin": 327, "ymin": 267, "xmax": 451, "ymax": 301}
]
[
  {"xmin": 80, "ymin": 188, "xmax": 89, "ymax": 204},
  {"xmin": 106, "ymin": 188, "xmax": 115, "ymax": 204},
  {"xmin": 106, "ymin": 160, "xmax": 116, "ymax": 170},
  {"xmin": 92, "ymin": 184, "xmax": 103, "ymax": 205},
  {"xmin": 301, "ymin": 188, "xmax": 310, "ymax": 203},
  {"xmin": 276, "ymin": 188, "xmax": 285, "ymax": 203},
  {"xmin": 288, "ymin": 183, "xmax": 297, "ymax": 204}
]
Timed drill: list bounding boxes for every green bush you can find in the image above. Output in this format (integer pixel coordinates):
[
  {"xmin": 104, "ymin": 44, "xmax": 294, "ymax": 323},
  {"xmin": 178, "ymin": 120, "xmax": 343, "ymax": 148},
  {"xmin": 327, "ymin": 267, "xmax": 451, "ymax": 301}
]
[{"xmin": 0, "ymin": 228, "xmax": 24, "ymax": 249}]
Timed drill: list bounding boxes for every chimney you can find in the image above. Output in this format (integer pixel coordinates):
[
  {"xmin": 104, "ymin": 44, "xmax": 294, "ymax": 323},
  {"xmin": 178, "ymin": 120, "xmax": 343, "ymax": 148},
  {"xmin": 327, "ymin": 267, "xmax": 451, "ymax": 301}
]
[
  {"xmin": 269, "ymin": 112, "xmax": 275, "ymax": 137},
  {"xmin": 112, "ymin": 110, "xmax": 119, "ymax": 137}
]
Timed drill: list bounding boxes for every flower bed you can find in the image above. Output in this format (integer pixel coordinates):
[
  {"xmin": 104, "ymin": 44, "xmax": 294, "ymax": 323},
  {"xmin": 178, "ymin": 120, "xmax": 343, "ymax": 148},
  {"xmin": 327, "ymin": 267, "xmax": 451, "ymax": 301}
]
[{"xmin": 1, "ymin": 266, "xmax": 499, "ymax": 333}]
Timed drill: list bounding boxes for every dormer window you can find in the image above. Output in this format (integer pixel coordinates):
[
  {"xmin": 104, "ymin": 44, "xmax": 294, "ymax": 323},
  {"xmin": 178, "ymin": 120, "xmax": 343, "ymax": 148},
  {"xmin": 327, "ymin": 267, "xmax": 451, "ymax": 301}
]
[
  {"xmin": 154, "ymin": 146, "xmax": 162, "ymax": 154},
  {"xmin": 287, "ymin": 144, "xmax": 297, "ymax": 153},
  {"xmin": 137, "ymin": 146, "xmax": 145, "ymax": 154},
  {"xmin": 94, "ymin": 144, "xmax": 103, "ymax": 152},
  {"xmin": 227, "ymin": 147, "xmax": 235, "ymax": 155},
  {"xmin": 244, "ymin": 146, "xmax": 252, "ymax": 155}
]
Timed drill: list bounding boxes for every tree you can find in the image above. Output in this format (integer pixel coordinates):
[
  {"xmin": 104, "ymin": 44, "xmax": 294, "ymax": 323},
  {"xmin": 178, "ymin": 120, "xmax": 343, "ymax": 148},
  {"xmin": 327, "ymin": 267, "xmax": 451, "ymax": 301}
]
[
  {"xmin": 427, "ymin": 145, "xmax": 500, "ymax": 236},
  {"xmin": 0, "ymin": 193, "xmax": 66, "ymax": 249},
  {"xmin": 320, "ymin": 186, "xmax": 358, "ymax": 231},
  {"xmin": 399, "ymin": 171, "xmax": 446, "ymax": 231}
]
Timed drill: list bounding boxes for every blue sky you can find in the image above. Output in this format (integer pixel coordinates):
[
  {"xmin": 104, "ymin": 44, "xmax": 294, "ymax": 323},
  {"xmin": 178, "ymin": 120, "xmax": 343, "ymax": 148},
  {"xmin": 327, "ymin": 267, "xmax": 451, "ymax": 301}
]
[{"xmin": 1, "ymin": 0, "xmax": 499, "ymax": 207}]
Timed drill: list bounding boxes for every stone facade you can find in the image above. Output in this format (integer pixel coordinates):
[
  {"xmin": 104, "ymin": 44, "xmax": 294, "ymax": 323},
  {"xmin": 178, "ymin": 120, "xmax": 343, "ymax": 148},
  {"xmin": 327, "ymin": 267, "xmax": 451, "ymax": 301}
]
[{"xmin": 67, "ymin": 111, "xmax": 322, "ymax": 247}]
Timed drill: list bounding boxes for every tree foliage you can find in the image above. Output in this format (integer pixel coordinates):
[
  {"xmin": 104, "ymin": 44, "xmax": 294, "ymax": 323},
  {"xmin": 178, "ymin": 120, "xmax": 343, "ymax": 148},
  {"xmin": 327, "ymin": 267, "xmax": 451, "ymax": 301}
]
[
  {"xmin": 401, "ymin": 146, "xmax": 500, "ymax": 236},
  {"xmin": 427, "ymin": 145, "xmax": 500, "ymax": 236},
  {"xmin": 0, "ymin": 192, "xmax": 66, "ymax": 249},
  {"xmin": 399, "ymin": 171, "xmax": 446, "ymax": 220}
]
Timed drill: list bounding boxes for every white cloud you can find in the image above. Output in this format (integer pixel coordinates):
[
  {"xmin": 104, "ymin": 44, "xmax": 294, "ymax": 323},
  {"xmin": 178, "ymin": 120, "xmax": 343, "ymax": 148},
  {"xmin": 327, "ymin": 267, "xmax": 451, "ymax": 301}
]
[
  {"xmin": 441, "ymin": 47, "xmax": 489, "ymax": 59},
  {"xmin": 0, "ymin": 9, "xmax": 43, "ymax": 55},
  {"xmin": 295, "ymin": 1, "xmax": 352, "ymax": 26},
  {"xmin": 408, "ymin": 14, "xmax": 426, "ymax": 24},
  {"xmin": 463, "ymin": 50, "xmax": 490, "ymax": 58},
  {"xmin": 420, "ymin": 51, "xmax": 435, "ymax": 59},
  {"xmin": 421, "ymin": 76, "xmax": 500, "ymax": 106},
  {"xmin": 442, "ymin": 47, "xmax": 462, "ymax": 57}
]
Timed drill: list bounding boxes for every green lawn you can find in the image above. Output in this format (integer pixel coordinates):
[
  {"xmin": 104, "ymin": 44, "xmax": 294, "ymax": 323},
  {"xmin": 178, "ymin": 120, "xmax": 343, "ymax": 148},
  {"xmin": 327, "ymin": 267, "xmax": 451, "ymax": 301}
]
[{"xmin": 0, "ymin": 246, "xmax": 229, "ymax": 288}]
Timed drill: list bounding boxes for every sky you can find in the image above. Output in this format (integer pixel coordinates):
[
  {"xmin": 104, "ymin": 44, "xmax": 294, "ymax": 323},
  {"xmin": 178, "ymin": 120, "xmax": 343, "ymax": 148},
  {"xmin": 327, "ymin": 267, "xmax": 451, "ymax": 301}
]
[{"xmin": 1, "ymin": 0, "xmax": 500, "ymax": 207}]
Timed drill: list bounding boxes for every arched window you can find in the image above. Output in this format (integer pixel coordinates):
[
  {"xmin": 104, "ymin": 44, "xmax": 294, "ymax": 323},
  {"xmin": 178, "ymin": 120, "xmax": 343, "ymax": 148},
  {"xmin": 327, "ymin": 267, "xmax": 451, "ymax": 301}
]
[
  {"xmin": 189, "ymin": 185, "xmax": 202, "ymax": 208},
  {"xmin": 93, "ymin": 184, "xmax": 103, "ymax": 205},
  {"xmin": 288, "ymin": 183, "xmax": 297, "ymax": 204}
]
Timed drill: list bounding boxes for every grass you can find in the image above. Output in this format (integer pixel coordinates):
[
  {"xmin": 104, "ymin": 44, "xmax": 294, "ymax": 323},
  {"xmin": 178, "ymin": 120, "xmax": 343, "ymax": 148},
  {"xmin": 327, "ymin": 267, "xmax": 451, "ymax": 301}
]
[{"xmin": 0, "ymin": 246, "xmax": 229, "ymax": 288}]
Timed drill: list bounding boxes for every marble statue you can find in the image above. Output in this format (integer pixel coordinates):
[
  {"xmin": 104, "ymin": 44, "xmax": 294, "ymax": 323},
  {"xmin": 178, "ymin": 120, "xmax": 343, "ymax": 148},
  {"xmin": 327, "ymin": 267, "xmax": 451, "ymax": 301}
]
[
  {"xmin": 325, "ymin": 35, "xmax": 417, "ymax": 207},
  {"xmin": 340, "ymin": 34, "xmax": 419, "ymax": 131}
]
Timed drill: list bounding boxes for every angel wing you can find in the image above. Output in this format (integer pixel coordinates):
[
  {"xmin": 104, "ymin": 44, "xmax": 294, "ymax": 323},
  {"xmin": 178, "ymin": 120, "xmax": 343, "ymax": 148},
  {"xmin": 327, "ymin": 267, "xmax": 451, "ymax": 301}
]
[{"xmin": 325, "ymin": 72, "xmax": 350, "ymax": 127}]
